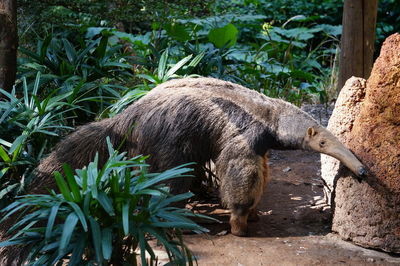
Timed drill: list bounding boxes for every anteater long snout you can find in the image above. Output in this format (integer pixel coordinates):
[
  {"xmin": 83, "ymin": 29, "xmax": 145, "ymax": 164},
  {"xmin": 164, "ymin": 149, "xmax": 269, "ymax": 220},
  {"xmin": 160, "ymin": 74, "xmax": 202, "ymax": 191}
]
[{"xmin": 325, "ymin": 146, "xmax": 367, "ymax": 178}]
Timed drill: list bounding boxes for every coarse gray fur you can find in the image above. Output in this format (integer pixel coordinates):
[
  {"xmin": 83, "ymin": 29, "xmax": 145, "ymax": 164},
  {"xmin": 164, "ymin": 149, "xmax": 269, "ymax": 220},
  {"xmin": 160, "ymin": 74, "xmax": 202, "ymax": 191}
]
[
  {"xmin": 34, "ymin": 77, "xmax": 319, "ymax": 200},
  {"xmin": 1, "ymin": 77, "xmax": 364, "ymax": 264},
  {"xmin": 33, "ymin": 77, "xmax": 318, "ymax": 190}
]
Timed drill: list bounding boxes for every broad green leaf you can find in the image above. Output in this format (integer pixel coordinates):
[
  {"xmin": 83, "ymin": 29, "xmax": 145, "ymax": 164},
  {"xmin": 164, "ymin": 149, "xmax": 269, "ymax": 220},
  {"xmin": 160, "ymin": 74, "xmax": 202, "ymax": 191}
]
[
  {"xmin": 32, "ymin": 72, "xmax": 41, "ymax": 104},
  {"xmin": 165, "ymin": 54, "xmax": 192, "ymax": 80},
  {"xmin": 134, "ymin": 165, "xmax": 193, "ymax": 192},
  {"xmin": 0, "ymin": 202, "xmax": 30, "ymax": 223},
  {"xmin": 188, "ymin": 52, "xmax": 205, "ymax": 68},
  {"xmin": 122, "ymin": 201, "xmax": 129, "ymax": 235},
  {"xmin": 62, "ymin": 38, "xmax": 77, "ymax": 63},
  {"xmin": 63, "ymin": 164, "xmax": 81, "ymax": 202},
  {"xmin": 0, "ymin": 167, "xmax": 9, "ymax": 179},
  {"xmin": 9, "ymin": 218, "xmax": 39, "ymax": 238},
  {"xmin": 0, "ymin": 145, "xmax": 10, "ymax": 162},
  {"xmin": 138, "ymin": 229, "xmax": 148, "ymax": 265},
  {"xmin": 54, "ymin": 171, "xmax": 74, "ymax": 202},
  {"xmin": 59, "ymin": 213, "xmax": 79, "ymax": 253},
  {"xmin": 95, "ymin": 35, "xmax": 109, "ymax": 59},
  {"xmin": 83, "ymin": 192, "xmax": 91, "ymax": 215},
  {"xmin": 0, "ymin": 183, "xmax": 19, "ymax": 199},
  {"xmin": 152, "ymin": 192, "xmax": 193, "ymax": 210},
  {"xmin": 39, "ymin": 35, "xmax": 52, "ymax": 62},
  {"xmin": 208, "ymin": 23, "xmax": 238, "ymax": 48},
  {"xmin": 164, "ymin": 22, "xmax": 191, "ymax": 42},
  {"xmin": 32, "ymin": 95, "xmax": 43, "ymax": 114},
  {"xmin": 45, "ymin": 204, "xmax": 60, "ymax": 240},
  {"xmin": 97, "ymin": 191, "xmax": 115, "ymax": 216},
  {"xmin": 85, "ymin": 27, "xmax": 109, "ymax": 39},
  {"xmin": 41, "ymin": 241, "xmax": 60, "ymax": 252},
  {"xmin": 88, "ymin": 216, "xmax": 103, "ymax": 263},
  {"xmin": 23, "ymin": 77, "xmax": 29, "ymax": 107},
  {"xmin": 9, "ymin": 134, "xmax": 28, "ymax": 155},
  {"xmin": 106, "ymin": 136, "xmax": 114, "ymax": 158},
  {"xmin": 0, "ymin": 97, "xmax": 22, "ymax": 124},
  {"xmin": 136, "ymin": 73, "xmax": 158, "ymax": 84},
  {"xmin": 0, "ymin": 238, "xmax": 34, "ymax": 247},
  {"xmin": 67, "ymin": 202, "xmax": 88, "ymax": 232},
  {"xmin": 101, "ymin": 228, "xmax": 112, "ymax": 260},
  {"xmin": 273, "ymin": 27, "xmax": 314, "ymax": 41},
  {"xmin": 158, "ymin": 48, "xmax": 169, "ymax": 80},
  {"xmin": 0, "ymin": 139, "xmax": 12, "ymax": 148},
  {"xmin": 315, "ymin": 24, "xmax": 342, "ymax": 36},
  {"xmin": 78, "ymin": 168, "xmax": 88, "ymax": 192},
  {"xmin": 103, "ymin": 62, "xmax": 132, "ymax": 69}
]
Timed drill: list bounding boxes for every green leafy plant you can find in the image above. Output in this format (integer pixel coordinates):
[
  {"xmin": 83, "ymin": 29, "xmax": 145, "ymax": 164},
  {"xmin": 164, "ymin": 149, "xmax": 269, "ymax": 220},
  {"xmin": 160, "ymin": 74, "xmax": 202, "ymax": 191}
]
[
  {"xmin": 19, "ymin": 32, "xmax": 132, "ymax": 84},
  {"xmin": 0, "ymin": 73, "xmax": 75, "ymax": 204},
  {"xmin": 208, "ymin": 23, "xmax": 239, "ymax": 48},
  {"xmin": 0, "ymin": 138, "xmax": 212, "ymax": 265},
  {"xmin": 18, "ymin": 30, "xmax": 135, "ymax": 119},
  {"xmin": 137, "ymin": 48, "xmax": 205, "ymax": 87}
]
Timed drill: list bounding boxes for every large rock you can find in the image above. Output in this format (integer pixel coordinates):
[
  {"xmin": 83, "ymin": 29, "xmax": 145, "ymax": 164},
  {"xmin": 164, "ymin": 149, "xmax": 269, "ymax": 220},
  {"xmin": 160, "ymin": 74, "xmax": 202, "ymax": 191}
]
[
  {"xmin": 321, "ymin": 33, "xmax": 400, "ymax": 253},
  {"xmin": 321, "ymin": 77, "xmax": 366, "ymax": 204}
]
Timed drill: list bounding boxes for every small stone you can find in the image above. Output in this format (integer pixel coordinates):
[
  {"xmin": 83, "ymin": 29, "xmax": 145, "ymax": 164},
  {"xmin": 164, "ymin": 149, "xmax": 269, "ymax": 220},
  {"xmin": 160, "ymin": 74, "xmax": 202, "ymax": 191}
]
[
  {"xmin": 216, "ymin": 230, "xmax": 228, "ymax": 236},
  {"xmin": 283, "ymin": 167, "xmax": 291, "ymax": 173}
]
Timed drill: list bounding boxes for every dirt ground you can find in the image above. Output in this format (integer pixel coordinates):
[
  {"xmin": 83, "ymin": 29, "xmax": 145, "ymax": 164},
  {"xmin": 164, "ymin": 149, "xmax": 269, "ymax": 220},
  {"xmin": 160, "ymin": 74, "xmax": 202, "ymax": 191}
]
[
  {"xmin": 149, "ymin": 105, "xmax": 400, "ymax": 265},
  {"xmin": 180, "ymin": 150, "xmax": 400, "ymax": 265}
]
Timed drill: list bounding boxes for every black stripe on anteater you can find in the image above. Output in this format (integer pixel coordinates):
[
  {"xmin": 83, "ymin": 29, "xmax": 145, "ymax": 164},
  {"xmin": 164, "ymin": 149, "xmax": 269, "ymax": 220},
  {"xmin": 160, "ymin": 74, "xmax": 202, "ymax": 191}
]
[{"xmin": 211, "ymin": 97, "xmax": 278, "ymax": 156}]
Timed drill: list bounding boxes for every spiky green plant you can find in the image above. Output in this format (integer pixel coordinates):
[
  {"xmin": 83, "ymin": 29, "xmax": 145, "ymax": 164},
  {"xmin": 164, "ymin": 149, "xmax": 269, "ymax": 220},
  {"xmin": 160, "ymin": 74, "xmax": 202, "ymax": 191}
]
[
  {"xmin": 0, "ymin": 72, "xmax": 75, "ymax": 204},
  {"xmin": 0, "ymin": 138, "xmax": 212, "ymax": 265}
]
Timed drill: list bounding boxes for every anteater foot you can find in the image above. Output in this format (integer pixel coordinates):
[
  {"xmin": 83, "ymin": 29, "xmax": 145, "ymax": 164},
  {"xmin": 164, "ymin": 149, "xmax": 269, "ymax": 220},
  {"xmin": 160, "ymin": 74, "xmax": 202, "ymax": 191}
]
[
  {"xmin": 231, "ymin": 227, "xmax": 248, "ymax": 237},
  {"xmin": 230, "ymin": 213, "xmax": 248, "ymax": 237}
]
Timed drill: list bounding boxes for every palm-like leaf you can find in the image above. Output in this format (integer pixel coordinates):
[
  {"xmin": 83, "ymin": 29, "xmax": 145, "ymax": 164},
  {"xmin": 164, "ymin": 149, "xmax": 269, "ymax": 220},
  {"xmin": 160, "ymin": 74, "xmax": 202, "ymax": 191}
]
[{"xmin": 0, "ymin": 138, "xmax": 213, "ymax": 265}]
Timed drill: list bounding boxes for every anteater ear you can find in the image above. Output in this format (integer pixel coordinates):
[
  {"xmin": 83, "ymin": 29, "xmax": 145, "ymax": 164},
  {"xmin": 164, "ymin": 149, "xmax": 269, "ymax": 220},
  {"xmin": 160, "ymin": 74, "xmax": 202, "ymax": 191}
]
[{"xmin": 307, "ymin": 127, "xmax": 317, "ymax": 137}]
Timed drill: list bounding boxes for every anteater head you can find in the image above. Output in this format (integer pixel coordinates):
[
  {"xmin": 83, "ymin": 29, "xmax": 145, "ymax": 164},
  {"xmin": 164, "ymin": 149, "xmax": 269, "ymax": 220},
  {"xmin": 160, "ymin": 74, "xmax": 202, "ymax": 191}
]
[{"xmin": 303, "ymin": 126, "xmax": 367, "ymax": 178}]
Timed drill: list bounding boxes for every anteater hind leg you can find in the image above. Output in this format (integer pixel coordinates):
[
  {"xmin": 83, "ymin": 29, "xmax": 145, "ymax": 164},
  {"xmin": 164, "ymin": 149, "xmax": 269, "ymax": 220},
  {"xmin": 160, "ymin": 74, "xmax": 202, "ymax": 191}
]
[
  {"xmin": 216, "ymin": 150, "xmax": 270, "ymax": 236},
  {"xmin": 248, "ymin": 153, "xmax": 270, "ymax": 223}
]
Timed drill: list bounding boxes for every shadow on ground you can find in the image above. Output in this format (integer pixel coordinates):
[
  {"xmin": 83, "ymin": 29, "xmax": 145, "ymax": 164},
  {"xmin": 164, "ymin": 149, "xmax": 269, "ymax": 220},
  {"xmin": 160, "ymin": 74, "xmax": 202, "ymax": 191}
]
[{"xmin": 176, "ymin": 150, "xmax": 400, "ymax": 265}]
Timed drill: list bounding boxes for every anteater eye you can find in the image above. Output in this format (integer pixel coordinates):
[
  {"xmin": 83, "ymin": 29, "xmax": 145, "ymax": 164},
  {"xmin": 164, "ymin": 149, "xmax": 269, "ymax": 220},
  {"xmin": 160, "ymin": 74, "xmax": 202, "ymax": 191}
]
[{"xmin": 320, "ymin": 140, "xmax": 326, "ymax": 147}]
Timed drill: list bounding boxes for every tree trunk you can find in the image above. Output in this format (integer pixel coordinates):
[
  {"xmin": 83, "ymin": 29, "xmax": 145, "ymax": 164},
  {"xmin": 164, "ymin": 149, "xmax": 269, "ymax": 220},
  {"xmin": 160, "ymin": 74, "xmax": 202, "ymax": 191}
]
[
  {"xmin": 0, "ymin": 0, "xmax": 18, "ymax": 93},
  {"xmin": 338, "ymin": 0, "xmax": 378, "ymax": 90}
]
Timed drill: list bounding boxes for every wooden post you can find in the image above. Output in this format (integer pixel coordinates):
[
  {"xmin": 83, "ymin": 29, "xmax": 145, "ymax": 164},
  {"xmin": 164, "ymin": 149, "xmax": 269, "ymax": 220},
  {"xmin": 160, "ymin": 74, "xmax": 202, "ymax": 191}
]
[
  {"xmin": 0, "ymin": 0, "xmax": 18, "ymax": 93},
  {"xmin": 338, "ymin": 0, "xmax": 378, "ymax": 90}
]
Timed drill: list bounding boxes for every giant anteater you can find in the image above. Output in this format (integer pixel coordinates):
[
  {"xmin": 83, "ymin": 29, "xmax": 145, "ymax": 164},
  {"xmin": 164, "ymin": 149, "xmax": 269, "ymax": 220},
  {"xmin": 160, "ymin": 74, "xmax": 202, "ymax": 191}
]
[{"xmin": 1, "ymin": 77, "xmax": 366, "ymax": 265}]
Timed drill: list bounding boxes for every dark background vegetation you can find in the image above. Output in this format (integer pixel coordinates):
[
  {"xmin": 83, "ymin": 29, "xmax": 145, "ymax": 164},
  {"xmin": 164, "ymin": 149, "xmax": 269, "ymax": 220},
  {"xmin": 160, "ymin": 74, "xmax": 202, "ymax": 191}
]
[{"xmin": 0, "ymin": 0, "xmax": 399, "ymax": 264}]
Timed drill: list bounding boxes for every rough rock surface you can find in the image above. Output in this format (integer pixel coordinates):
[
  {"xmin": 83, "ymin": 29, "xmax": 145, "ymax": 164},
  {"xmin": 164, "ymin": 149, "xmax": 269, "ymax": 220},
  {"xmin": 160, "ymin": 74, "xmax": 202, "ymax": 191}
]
[
  {"xmin": 321, "ymin": 33, "xmax": 400, "ymax": 253},
  {"xmin": 321, "ymin": 77, "xmax": 366, "ymax": 204}
]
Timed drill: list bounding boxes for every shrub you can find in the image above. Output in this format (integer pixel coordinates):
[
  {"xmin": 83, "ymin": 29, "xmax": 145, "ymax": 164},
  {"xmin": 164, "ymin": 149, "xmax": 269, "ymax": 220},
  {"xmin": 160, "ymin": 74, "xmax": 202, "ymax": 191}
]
[
  {"xmin": 0, "ymin": 73, "xmax": 75, "ymax": 206},
  {"xmin": 0, "ymin": 138, "xmax": 212, "ymax": 265}
]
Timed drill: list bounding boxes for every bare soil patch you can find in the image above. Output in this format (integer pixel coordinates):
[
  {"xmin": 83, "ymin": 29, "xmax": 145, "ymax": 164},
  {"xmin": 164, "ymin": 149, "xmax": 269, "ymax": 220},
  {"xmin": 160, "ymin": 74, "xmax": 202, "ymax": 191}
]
[{"xmin": 181, "ymin": 150, "xmax": 400, "ymax": 265}]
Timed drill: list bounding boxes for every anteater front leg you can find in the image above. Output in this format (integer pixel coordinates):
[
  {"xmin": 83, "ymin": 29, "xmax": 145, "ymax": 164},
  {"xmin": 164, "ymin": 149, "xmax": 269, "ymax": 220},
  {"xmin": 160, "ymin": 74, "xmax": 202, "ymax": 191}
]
[{"xmin": 216, "ymin": 148, "xmax": 270, "ymax": 236}]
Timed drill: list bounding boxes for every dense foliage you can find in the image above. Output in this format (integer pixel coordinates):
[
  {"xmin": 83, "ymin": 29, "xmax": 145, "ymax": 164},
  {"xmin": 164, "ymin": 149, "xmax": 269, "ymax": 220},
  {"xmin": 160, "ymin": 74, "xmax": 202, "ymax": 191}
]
[
  {"xmin": 0, "ymin": 140, "xmax": 211, "ymax": 265},
  {"xmin": 1, "ymin": 0, "xmax": 399, "ymax": 264}
]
